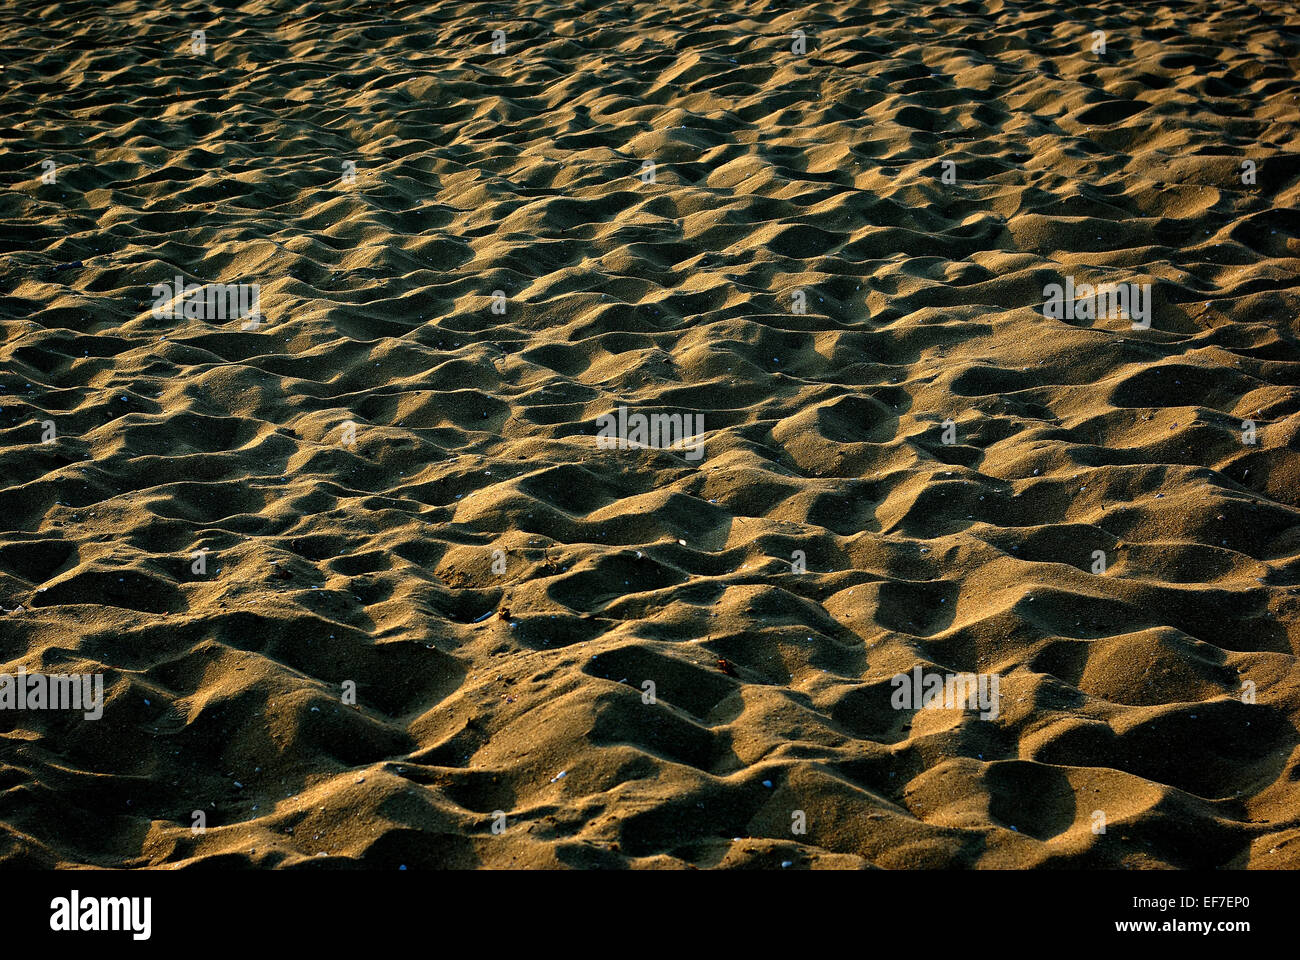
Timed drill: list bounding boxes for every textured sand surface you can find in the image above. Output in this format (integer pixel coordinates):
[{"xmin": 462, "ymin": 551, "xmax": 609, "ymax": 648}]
[{"xmin": 2, "ymin": 0, "xmax": 1300, "ymax": 868}]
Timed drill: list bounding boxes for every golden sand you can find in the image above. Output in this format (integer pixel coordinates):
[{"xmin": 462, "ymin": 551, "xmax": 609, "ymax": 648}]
[{"xmin": 1, "ymin": 0, "xmax": 1299, "ymax": 868}]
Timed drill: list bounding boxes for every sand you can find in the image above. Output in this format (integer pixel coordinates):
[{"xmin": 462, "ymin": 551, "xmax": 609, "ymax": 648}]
[{"xmin": 1, "ymin": 0, "xmax": 1299, "ymax": 869}]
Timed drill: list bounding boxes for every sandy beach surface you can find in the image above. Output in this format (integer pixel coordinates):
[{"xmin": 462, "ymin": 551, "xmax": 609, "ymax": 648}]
[{"xmin": 2, "ymin": 0, "xmax": 1299, "ymax": 869}]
